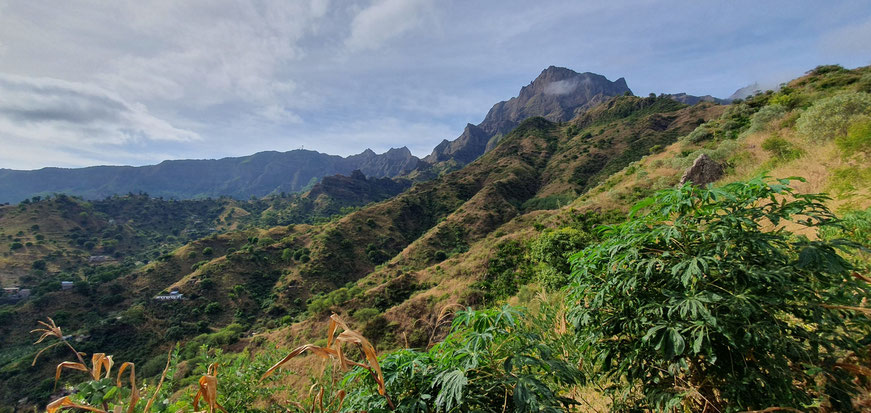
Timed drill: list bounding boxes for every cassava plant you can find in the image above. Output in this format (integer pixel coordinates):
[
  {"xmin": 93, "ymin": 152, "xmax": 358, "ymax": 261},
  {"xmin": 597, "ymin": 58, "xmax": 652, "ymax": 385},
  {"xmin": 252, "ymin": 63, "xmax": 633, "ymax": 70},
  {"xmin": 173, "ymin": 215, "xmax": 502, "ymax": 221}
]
[
  {"xmin": 568, "ymin": 177, "xmax": 871, "ymax": 411},
  {"xmin": 342, "ymin": 305, "xmax": 583, "ymax": 412}
]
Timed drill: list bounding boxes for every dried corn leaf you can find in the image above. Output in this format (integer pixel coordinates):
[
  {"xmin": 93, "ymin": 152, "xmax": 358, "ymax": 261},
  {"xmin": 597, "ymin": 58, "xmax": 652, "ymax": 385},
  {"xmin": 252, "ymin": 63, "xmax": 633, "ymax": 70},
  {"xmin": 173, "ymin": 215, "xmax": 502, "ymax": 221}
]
[
  {"xmin": 335, "ymin": 330, "xmax": 386, "ymax": 395},
  {"xmin": 260, "ymin": 344, "xmax": 337, "ymax": 381},
  {"xmin": 193, "ymin": 374, "xmax": 227, "ymax": 413},
  {"xmin": 116, "ymin": 362, "xmax": 139, "ymax": 413},
  {"xmin": 90, "ymin": 353, "xmax": 114, "ymax": 380},
  {"xmin": 46, "ymin": 396, "xmax": 107, "ymax": 413},
  {"xmin": 55, "ymin": 361, "xmax": 89, "ymax": 387},
  {"xmin": 315, "ymin": 386, "xmax": 324, "ymax": 411},
  {"xmin": 336, "ymin": 390, "xmax": 347, "ymax": 410}
]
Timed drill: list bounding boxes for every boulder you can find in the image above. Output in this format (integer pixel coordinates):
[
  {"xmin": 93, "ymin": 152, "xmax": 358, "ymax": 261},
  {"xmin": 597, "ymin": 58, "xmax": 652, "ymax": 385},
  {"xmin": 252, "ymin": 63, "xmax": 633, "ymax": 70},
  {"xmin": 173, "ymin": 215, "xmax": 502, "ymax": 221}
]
[{"xmin": 679, "ymin": 154, "xmax": 723, "ymax": 186}]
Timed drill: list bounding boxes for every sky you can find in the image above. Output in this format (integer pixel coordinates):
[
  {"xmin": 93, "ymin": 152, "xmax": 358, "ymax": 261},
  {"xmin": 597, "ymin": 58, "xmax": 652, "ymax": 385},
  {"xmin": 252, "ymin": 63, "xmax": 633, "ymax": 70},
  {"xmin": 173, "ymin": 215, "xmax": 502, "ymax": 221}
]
[{"xmin": 0, "ymin": 1, "xmax": 869, "ymax": 170}]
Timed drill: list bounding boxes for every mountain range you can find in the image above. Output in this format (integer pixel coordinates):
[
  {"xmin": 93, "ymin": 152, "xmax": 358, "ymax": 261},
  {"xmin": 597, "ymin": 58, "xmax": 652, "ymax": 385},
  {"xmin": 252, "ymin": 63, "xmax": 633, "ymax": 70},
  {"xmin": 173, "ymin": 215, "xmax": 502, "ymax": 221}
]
[
  {"xmin": 1, "ymin": 63, "xmax": 869, "ymax": 410},
  {"xmin": 0, "ymin": 66, "xmax": 727, "ymax": 204}
]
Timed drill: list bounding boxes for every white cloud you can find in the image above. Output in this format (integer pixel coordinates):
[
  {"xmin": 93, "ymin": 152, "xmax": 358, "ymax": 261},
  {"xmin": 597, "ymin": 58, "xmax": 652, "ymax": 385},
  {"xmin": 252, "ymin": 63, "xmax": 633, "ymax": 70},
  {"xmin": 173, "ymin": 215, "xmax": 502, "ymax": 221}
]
[
  {"xmin": 0, "ymin": 73, "xmax": 199, "ymax": 168},
  {"xmin": 345, "ymin": 0, "xmax": 432, "ymax": 52}
]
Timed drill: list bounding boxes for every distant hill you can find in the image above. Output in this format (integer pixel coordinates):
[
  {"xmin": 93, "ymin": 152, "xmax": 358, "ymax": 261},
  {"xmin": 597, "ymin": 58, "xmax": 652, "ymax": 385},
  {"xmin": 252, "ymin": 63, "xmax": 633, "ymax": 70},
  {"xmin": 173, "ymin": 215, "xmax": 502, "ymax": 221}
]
[
  {"xmin": 0, "ymin": 147, "xmax": 420, "ymax": 203},
  {"xmin": 664, "ymin": 92, "xmax": 729, "ymax": 105},
  {"xmin": 423, "ymin": 66, "xmax": 632, "ymax": 165}
]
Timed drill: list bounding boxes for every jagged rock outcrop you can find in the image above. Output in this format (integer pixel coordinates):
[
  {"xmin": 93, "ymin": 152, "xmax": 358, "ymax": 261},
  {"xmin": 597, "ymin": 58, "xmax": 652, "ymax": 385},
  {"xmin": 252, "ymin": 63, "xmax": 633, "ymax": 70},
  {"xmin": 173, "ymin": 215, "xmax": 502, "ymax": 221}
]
[
  {"xmin": 346, "ymin": 146, "xmax": 420, "ymax": 178},
  {"xmin": 679, "ymin": 154, "xmax": 723, "ymax": 186},
  {"xmin": 665, "ymin": 93, "xmax": 728, "ymax": 105},
  {"xmin": 423, "ymin": 66, "xmax": 632, "ymax": 165},
  {"xmin": 425, "ymin": 124, "xmax": 490, "ymax": 164}
]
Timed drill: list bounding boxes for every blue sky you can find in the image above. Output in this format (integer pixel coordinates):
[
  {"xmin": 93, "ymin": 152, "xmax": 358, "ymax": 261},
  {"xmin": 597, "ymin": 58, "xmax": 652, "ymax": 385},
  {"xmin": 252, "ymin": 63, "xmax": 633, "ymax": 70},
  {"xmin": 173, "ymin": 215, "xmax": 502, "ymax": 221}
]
[{"xmin": 0, "ymin": 0, "xmax": 869, "ymax": 169}]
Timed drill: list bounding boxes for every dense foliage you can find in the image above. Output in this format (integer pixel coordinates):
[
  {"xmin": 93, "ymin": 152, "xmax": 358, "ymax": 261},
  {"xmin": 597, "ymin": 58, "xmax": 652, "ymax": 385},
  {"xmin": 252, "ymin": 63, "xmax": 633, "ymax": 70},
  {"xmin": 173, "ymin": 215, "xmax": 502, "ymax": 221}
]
[
  {"xmin": 568, "ymin": 177, "xmax": 870, "ymax": 411},
  {"xmin": 344, "ymin": 305, "xmax": 582, "ymax": 412}
]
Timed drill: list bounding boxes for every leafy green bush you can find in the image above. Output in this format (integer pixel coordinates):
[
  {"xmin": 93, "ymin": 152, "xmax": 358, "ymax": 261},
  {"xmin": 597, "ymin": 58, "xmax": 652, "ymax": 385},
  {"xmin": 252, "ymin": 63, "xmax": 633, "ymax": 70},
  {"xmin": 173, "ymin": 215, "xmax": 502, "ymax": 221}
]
[
  {"xmin": 747, "ymin": 103, "xmax": 786, "ymax": 133},
  {"xmin": 344, "ymin": 306, "xmax": 582, "ymax": 412},
  {"xmin": 352, "ymin": 307, "xmax": 381, "ymax": 323},
  {"xmin": 474, "ymin": 240, "xmax": 532, "ymax": 301},
  {"xmin": 761, "ymin": 134, "xmax": 803, "ymax": 161},
  {"xmin": 530, "ymin": 227, "xmax": 590, "ymax": 291},
  {"xmin": 835, "ymin": 117, "xmax": 871, "ymax": 155},
  {"xmin": 796, "ymin": 92, "xmax": 871, "ymax": 142},
  {"xmin": 568, "ymin": 178, "xmax": 870, "ymax": 411}
]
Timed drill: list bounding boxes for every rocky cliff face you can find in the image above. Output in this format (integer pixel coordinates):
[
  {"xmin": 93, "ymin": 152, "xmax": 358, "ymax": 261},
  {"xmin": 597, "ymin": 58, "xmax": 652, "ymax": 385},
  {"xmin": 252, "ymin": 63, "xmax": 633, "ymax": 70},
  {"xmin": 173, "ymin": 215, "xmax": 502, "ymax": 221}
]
[{"xmin": 424, "ymin": 66, "xmax": 632, "ymax": 164}]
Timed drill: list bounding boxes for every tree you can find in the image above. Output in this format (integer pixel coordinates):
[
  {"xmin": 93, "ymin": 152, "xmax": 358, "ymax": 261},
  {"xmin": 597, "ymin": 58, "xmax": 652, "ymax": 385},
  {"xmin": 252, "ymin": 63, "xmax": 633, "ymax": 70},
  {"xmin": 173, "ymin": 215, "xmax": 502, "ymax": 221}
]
[{"xmin": 568, "ymin": 177, "xmax": 870, "ymax": 411}]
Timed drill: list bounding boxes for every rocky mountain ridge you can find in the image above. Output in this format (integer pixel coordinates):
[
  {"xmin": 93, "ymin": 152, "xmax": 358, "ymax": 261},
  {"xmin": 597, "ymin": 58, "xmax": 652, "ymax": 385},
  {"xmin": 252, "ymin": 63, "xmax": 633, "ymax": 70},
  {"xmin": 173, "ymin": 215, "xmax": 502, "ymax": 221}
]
[
  {"xmin": 0, "ymin": 147, "xmax": 420, "ymax": 203},
  {"xmin": 424, "ymin": 66, "xmax": 632, "ymax": 164}
]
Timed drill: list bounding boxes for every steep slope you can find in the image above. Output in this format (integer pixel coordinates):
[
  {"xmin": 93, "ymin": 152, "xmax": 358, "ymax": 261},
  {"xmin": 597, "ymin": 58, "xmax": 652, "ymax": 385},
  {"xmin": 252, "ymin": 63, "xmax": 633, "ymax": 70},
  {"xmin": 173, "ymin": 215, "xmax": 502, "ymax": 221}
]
[
  {"xmin": 423, "ymin": 66, "xmax": 631, "ymax": 165},
  {"xmin": 0, "ymin": 147, "xmax": 420, "ymax": 203}
]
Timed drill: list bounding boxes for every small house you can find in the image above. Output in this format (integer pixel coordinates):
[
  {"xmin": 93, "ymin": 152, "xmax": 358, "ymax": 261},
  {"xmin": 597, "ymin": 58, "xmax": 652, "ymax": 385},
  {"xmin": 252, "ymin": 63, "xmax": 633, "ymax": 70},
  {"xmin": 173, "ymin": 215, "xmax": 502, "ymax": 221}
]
[
  {"xmin": 154, "ymin": 289, "xmax": 184, "ymax": 301},
  {"xmin": 89, "ymin": 255, "xmax": 112, "ymax": 263},
  {"xmin": 61, "ymin": 281, "xmax": 74, "ymax": 290}
]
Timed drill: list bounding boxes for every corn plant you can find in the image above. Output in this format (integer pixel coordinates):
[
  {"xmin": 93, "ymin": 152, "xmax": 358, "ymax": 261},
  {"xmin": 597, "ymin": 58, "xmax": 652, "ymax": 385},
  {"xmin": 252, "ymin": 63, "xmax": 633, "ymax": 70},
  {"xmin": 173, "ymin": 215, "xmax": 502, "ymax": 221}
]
[
  {"xmin": 32, "ymin": 319, "xmax": 184, "ymax": 413},
  {"xmin": 261, "ymin": 313, "xmax": 393, "ymax": 410}
]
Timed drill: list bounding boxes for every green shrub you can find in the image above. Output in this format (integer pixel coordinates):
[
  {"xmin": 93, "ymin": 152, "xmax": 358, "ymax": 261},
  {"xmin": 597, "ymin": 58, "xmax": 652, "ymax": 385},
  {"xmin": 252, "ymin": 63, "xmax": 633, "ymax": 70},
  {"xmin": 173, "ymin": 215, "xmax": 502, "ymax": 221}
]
[
  {"xmin": 747, "ymin": 104, "xmax": 786, "ymax": 133},
  {"xmin": 835, "ymin": 117, "xmax": 871, "ymax": 155},
  {"xmin": 796, "ymin": 92, "xmax": 871, "ymax": 141},
  {"xmin": 204, "ymin": 301, "xmax": 222, "ymax": 315},
  {"xmin": 761, "ymin": 134, "xmax": 803, "ymax": 161},
  {"xmin": 9, "ymin": 242, "xmax": 22, "ymax": 250},
  {"xmin": 568, "ymin": 178, "xmax": 870, "ymax": 410},
  {"xmin": 31, "ymin": 259, "xmax": 46, "ymax": 270},
  {"xmin": 202, "ymin": 246, "xmax": 213, "ymax": 256},
  {"xmin": 345, "ymin": 306, "xmax": 582, "ymax": 411},
  {"xmin": 531, "ymin": 227, "xmax": 590, "ymax": 291},
  {"xmin": 352, "ymin": 307, "xmax": 380, "ymax": 323}
]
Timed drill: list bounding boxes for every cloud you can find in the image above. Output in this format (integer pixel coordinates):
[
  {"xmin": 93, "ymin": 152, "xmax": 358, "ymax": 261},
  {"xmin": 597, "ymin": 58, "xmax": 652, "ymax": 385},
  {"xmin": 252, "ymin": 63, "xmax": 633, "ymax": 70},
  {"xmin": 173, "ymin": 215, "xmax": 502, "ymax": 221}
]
[
  {"xmin": 345, "ymin": 0, "xmax": 432, "ymax": 52},
  {"xmin": 0, "ymin": 73, "xmax": 199, "ymax": 168},
  {"xmin": 544, "ymin": 79, "xmax": 580, "ymax": 96}
]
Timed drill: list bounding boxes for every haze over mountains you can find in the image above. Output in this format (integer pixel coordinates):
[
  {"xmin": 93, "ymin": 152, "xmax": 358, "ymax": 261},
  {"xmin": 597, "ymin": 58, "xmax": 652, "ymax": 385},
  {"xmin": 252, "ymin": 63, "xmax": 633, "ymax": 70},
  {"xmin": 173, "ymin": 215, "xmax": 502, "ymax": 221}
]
[{"xmin": 0, "ymin": 66, "xmax": 732, "ymax": 204}]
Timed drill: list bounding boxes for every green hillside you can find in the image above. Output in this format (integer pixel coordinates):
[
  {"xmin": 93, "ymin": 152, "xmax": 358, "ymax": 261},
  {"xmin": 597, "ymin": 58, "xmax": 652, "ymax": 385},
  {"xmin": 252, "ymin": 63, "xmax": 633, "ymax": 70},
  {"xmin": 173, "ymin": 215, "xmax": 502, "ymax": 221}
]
[{"xmin": 1, "ymin": 65, "xmax": 870, "ymax": 411}]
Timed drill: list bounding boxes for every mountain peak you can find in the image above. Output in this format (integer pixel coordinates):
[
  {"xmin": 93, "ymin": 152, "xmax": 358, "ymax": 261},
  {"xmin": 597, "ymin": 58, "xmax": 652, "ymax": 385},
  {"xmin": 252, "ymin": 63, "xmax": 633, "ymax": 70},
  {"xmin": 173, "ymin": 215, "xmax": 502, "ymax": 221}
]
[{"xmin": 424, "ymin": 66, "xmax": 631, "ymax": 165}]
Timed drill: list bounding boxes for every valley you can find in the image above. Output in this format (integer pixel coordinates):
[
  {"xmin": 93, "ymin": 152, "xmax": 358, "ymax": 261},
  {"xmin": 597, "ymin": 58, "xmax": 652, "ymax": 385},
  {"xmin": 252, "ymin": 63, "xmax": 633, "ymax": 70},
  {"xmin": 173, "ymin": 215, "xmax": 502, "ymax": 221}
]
[{"xmin": 1, "ymin": 64, "xmax": 870, "ymax": 411}]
